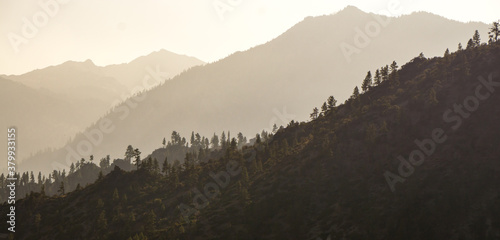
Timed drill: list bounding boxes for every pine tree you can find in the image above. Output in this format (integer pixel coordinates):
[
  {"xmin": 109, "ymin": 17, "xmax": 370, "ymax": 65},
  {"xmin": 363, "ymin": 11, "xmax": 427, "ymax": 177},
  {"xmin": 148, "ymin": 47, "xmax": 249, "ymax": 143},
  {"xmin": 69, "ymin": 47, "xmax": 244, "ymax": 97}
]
[
  {"xmin": 134, "ymin": 148, "xmax": 141, "ymax": 169},
  {"xmin": 351, "ymin": 86, "xmax": 360, "ymax": 99},
  {"xmin": 489, "ymin": 21, "xmax": 500, "ymax": 42},
  {"xmin": 327, "ymin": 96, "xmax": 337, "ymax": 110},
  {"xmin": 125, "ymin": 145, "xmax": 135, "ymax": 162},
  {"xmin": 390, "ymin": 61, "xmax": 398, "ymax": 74},
  {"xmin": 389, "ymin": 61, "xmax": 399, "ymax": 85},
  {"xmin": 195, "ymin": 133, "xmax": 201, "ymax": 146},
  {"xmin": 69, "ymin": 163, "xmax": 75, "ymax": 174},
  {"xmin": 190, "ymin": 131, "xmax": 195, "ymax": 146},
  {"xmin": 162, "ymin": 157, "xmax": 169, "ymax": 175},
  {"xmin": 321, "ymin": 102, "xmax": 328, "ymax": 114},
  {"xmin": 30, "ymin": 171, "xmax": 35, "ymax": 184},
  {"xmin": 361, "ymin": 71, "xmax": 372, "ymax": 92},
  {"xmin": 444, "ymin": 48, "xmax": 450, "ymax": 57},
  {"xmin": 230, "ymin": 138, "xmax": 238, "ymax": 149},
  {"xmin": 467, "ymin": 38, "xmax": 474, "ymax": 49},
  {"xmin": 162, "ymin": 137, "xmax": 166, "ymax": 148},
  {"xmin": 171, "ymin": 131, "xmax": 180, "ymax": 145},
  {"xmin": 310, "ymin": 107, "xmax": 319, "ymax": 120},
  {"xmin": 153, "ymin": 158, "xmax": 159, "ymax": 173},
  {"xmin": 261, "ymin": 130, "xmax": 268, "ymax": 144},
  {"xmin": 221, "ymin": 131, "xmax": 227, "ymax": 148},
  {"xmin": 211, "ymin": 133, "xmax": 220, "ymax": 149},
  {"xmin": 255, "ymin": 134, "xmax": 262, "ymax": 144},
  {"xmin": 374, "ymin": 69, "xmax": 381, "ymax": 85},
  {"xmin": 472, "ymin": 30, "xmax": 481, "ymax": 47},
  {"xmin": 381, "ymin": 65, "xmax": 389, "ymax": 82},
  {"xmin": 458, "ymin": 43, "xmax": 463, "ymax": 51},
  {"xmin": 37, "ymin": 172, "xmax": 42, "ymax": 184},
  {"xmin": 106, "ymin": 155, "xmax": 111, "ymax": 167},
  {"xmin": 99, "ymin": 158, "xmax": 108, "ymax": 169},
  {"xmin": 272, "ymin": 124, "xmax": 278, "ymax": 133}
]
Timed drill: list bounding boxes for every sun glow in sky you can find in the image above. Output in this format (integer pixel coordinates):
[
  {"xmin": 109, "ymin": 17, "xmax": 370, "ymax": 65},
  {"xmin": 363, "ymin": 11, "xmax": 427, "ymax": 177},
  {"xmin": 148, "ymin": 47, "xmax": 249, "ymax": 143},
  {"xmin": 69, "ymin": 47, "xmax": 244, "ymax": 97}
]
[{"xmin": 1, "ymin": 0, "xmax": 499, "ymax": 75}]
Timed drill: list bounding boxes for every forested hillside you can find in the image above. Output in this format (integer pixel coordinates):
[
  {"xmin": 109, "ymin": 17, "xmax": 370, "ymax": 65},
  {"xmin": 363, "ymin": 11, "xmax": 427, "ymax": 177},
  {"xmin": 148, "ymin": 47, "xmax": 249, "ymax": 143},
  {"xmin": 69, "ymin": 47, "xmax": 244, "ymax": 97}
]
[
  {"xmin": 3, "ymin": 33, "xmax": 500, "ymax": 240},
  {"xmin": 20, "ymin": 7, "xmax": 489, "ymax": 174}
]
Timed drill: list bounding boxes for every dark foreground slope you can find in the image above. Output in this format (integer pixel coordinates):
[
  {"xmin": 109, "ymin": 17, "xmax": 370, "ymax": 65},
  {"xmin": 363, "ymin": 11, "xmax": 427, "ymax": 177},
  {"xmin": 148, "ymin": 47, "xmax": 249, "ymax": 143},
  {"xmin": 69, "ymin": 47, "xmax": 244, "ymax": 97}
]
[{"xmin": 4, "ymin": 43, "xmax": 500, "ymax": 240}]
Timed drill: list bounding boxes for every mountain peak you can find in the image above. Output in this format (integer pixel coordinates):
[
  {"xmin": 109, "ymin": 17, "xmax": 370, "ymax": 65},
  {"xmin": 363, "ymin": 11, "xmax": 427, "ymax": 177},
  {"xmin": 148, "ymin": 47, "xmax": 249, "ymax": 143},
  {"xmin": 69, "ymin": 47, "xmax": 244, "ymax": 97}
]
[
  {"xmin": 338, "ymin": 5, "xmax": 364, "ymax": 14},
  {"xmin": 343, "ymin": 5, "xmax": 361, "ymax": 11},
  {"xmin": 59, "ymin": 59, "xmax": 96, "ymax": 69},
  {"xmin": 83, "ymin": 59, "xmax": 94, "ymax": 65}
]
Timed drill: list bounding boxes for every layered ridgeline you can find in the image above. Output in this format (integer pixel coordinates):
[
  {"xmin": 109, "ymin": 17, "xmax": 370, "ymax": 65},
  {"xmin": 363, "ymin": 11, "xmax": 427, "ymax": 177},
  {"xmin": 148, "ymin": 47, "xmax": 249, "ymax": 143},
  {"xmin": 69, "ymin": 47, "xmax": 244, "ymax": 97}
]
[
  {"xmin": 0, "ymin": 130, "xmax": 253, "ymax": 201},
  {"xmin": 0, "ymin": 50, "xmax": 204, "ymax": 167},
  {"xmin": 21, "ymin": 6, "xmax": 489, "ymax": 174},
  {"xmin": 4, "ymin": 36, "xmax": 500, "ymax": 240}
]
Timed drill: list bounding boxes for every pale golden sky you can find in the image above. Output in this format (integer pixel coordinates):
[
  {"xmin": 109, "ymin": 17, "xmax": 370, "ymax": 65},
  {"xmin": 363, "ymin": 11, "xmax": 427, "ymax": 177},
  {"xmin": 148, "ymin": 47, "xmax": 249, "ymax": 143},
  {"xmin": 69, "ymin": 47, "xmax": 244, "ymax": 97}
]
[{"xmin": 1, "ymin": 0, "xmax": 499, "ymax": 75}]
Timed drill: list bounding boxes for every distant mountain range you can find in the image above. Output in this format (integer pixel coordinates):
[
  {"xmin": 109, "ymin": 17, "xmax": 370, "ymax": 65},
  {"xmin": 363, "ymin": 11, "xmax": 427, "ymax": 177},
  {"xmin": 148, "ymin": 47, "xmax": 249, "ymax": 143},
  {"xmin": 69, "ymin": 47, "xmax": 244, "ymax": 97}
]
[
  {"xmin": 6, "ymin": 37, "xmax": 500, "ymax": 240},
  {"xmin": 0, "ymin": 50, "xmax": 204, "ymax": 167},
  {"xmin": 19, "ymin": 6, "xmax": 490, "ymax": 173}
]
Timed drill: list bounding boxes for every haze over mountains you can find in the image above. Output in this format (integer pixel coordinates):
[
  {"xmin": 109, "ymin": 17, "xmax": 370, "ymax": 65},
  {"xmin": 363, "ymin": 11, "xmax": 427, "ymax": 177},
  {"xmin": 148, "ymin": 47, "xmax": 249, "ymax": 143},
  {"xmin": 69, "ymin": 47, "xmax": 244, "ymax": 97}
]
[
  {"xmin": 16, "ymin": 6, "xmax": 490, "ymax": 173},
  {"xmin": 6, "ymin": 34, "xmax": 500, "ymax": 240},
  {"xmin": 0, "ymin": 50, "xmax": 204, "ymax": 169}
]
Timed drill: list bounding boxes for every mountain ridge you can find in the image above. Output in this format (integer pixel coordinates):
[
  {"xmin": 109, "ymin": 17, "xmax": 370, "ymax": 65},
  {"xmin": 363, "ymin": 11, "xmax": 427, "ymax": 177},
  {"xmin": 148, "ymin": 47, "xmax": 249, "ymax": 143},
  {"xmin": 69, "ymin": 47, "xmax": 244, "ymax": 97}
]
[
  {"xmin": 19, "ymin": 8, "xmax": 490, "ymax": 174},
  {"xmin": 0, "ymin": 50, "xmax": 205, "ymax": 169},
  {"xmin": 5, "ymin": 40, "xmax": 500, "ymax": 240}
]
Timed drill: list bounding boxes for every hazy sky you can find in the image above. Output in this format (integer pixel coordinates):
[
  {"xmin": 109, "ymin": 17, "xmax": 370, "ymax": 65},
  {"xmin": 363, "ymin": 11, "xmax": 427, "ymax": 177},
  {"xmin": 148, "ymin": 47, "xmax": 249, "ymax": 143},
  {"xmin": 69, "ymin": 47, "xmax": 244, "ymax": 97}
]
[{"xmin": 1, "ymin": 0, "xmax": 499, "ymax": 75}]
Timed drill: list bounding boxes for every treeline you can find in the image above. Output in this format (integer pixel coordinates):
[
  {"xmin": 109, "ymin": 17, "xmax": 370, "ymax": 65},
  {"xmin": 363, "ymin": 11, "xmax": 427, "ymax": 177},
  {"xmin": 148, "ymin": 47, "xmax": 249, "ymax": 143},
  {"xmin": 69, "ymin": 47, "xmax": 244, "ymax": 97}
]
[
  {"xmin": 0, "ymin": 130, "xmax": 265, "ymax": 202},
  {"xmin": 4, "ymin": 125, "xmax": 306, "ymax": 239},
  {"xmin": 84, "ymin": 124, "xmax": 309, "ymax": 239},
  {"xmin": 311, "ymin": 24, "xmax": 500, "ymax": 121},
  {"xmin": 0, "ymin": 156, "xmax": 134, "ymax": 202}
]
